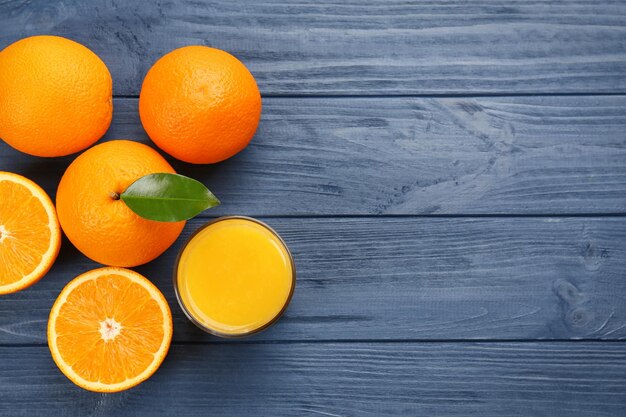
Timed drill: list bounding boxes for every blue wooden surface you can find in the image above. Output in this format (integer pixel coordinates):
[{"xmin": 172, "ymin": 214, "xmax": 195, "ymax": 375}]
[{"xmin": 1, "ymin": 1, "xmax": 626, "ymax": 416}]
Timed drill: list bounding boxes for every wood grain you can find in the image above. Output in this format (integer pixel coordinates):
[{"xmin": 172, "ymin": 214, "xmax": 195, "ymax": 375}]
[
  {"xmin": 1, "ymin": 1, "xmax": 625, "ymax": 415},
  {"xmin": 1, "ymin": 1, "xmax": 625, "ymax": 95},
  {"xmin": 1, "ymin": 217, "xmax": 625, "ymax": 344},
  {"xmin": 2, "ymin": 342, "xmax": 626, "ymax": 416},
  {"xmin": 1, "ymin": 96, "xmax": 625, "ymax": 215}
]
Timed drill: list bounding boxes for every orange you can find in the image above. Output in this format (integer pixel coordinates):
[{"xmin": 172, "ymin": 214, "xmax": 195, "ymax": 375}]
[
  {"xmin": 56, "ymin": 140, "xmax": 185, "ymax": 267},
  {"xmin": 139, "ymin": 46, "xmax": 262, "ymax": 164},
  {"xmin": 0, "ymin": 172, "xmax": 61, "ymax": 294},
  {"xmin": 48, "ymin": 267, "xmax": 172, "ymax": 392},
  {"xmin": 0, "ymin": 35, "xmax": 112, "ymax": 157}
]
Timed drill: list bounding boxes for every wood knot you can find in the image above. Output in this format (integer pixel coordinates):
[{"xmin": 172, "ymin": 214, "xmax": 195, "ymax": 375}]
[
  {"xmin": 566, "ymin": 307, "xmax": 593, "ymax": 328},
  {"xmin": 553, "ymin": 280, "xmax": 585, "ymax": 305}
]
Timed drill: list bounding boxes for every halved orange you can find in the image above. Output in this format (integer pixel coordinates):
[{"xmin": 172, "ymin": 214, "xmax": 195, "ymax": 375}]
[
  {"xmin": 48, "ymin": 267, "xmax": 173, "ymax": 392},
  {"xmin": 0, "ymin": 171, "xmax": 61, "ymax": 294}
]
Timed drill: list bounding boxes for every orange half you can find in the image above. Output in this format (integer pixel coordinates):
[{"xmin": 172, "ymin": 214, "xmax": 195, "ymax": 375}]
[
  {"xmin": 48, "ymin": 267, "xmax": 173, "ymax": 392},
  {"xmin": 0, "ymin": 171, "xmax": 61, "ymax": 294}
]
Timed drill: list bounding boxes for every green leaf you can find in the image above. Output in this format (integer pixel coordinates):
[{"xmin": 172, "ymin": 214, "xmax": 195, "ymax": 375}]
[{"xmin": 121, "ymin": 173, "xmax": 220, "ymax": 222}]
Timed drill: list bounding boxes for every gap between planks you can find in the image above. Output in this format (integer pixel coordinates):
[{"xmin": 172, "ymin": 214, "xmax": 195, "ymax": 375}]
[
  {"xmin": 193, "ymin": 213, "xmax": 626, "ymax": 219},
  {"xmin": 112, "ymin": 92, "xmax": 626, "ymax": 99},
  {"xmin": 5, "ymin": 339, "xmax": 626, "ymax": 348}
]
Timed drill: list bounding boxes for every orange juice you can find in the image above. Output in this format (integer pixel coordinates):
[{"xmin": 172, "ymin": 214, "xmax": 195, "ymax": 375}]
[{"xmin": 174, "ymin": 217, "xmax": 295, "ymax": 337}]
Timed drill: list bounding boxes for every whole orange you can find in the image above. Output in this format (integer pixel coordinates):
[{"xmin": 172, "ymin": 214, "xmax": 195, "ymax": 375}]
[
  {"xmin": 0, "ymin": 35, "xmax": 112, "ymax": 157},
  {"xmin": 139, "ymin": 46, "xmax": 261, "ymax": 164},
  {"xmin": 56, "ymin": 140, "xmax": 185, "ymax": 267}
]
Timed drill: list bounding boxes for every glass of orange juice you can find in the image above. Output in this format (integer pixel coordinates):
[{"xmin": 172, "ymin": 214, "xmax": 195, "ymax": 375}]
[{"xmin": 174, "ymin": 216, "xmax": 295, "ymax": 337}]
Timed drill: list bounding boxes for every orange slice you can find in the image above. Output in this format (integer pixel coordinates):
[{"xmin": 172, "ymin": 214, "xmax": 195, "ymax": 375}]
[
  {"xmin": 0, "ymin": 171, "xmax": 61, "ymax": 294},
  {"xmin": 48, "ymin": 267, "xmax": 173, "ymax": 392}
]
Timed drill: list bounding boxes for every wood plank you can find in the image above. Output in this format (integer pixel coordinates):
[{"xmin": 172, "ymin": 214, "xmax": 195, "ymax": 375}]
[
  {"xmin": 1, "ymin": 1, "xmax": 625, "ymax": 95},
  {"xmin": 1, "ymin": 342, "xmax": 626, "ymax": 416},
  {"xmin": 1, "ymin": 96, "xmax": 625, "ymax": 215},
  {"xmin": 1, "ymin": 217, "xmax": 625, "ymax": 344}
]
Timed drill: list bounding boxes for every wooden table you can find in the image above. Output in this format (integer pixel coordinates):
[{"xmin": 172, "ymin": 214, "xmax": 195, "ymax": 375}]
[{"xmin": 1, "ymin": 1, "xmax": 626, "ymax": 415}]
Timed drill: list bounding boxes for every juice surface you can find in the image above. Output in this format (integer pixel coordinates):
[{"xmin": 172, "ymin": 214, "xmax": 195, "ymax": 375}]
[{"xmin": 176, "ymin": 218, "xmax": 294, "ymax": 336}]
